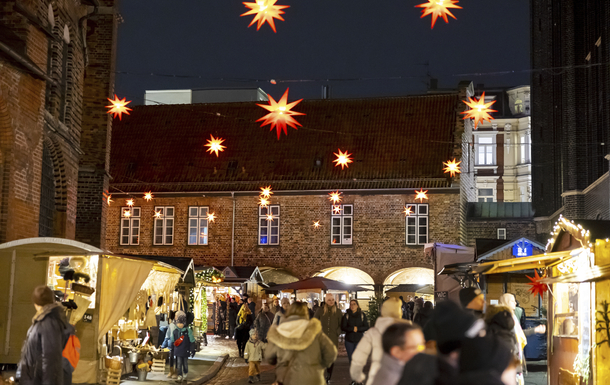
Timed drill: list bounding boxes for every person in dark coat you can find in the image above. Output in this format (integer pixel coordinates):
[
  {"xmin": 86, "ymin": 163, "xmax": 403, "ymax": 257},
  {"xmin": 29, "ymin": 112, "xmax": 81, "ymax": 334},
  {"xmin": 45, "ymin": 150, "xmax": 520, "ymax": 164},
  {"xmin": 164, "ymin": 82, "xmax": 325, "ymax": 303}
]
[
  {"xmin": 312, "ymin": 299, "xmax": 320, "ymax": 315},
  {"xmin": 406, "ymin": 297, "xmax": 415, "ymax": 321},
  {"xmin": 235, "ymin": 304, "xmax": 254, "ymax": 358},
  {"xmin": 254, "ymin": 303, "xmax": 275, "ymax": 342},
  {"xmin": 399, "ymin": 296, "xmax": 408, "ymax": 320},
  {"xmin": 457, "ymin": 335, "xmax": 515, "ymax": 385},
  {"xmin": 19, "ymin": 285, "xmax": 73, "ymax": 385},
  {"xmin": 314, "ymin": 293, "xmax": 343, "ymax": 383},
  {"xmin": 228, "ymin": 297, "xmax": 239, "ymax": 340},
  {"xmin": 413, "ymin": 301, "xmax": 434, "ymax": 329},
  {"xmin": 341, "ymin": 299, "xmax": 369, "ymax": 363},
  {"xmin": 248, "ymin": 297, "xmax": 257, "ymax": 315},
  {"xmin": 458, "ymin": 287, "xmax": 485, "ymax": 319}
]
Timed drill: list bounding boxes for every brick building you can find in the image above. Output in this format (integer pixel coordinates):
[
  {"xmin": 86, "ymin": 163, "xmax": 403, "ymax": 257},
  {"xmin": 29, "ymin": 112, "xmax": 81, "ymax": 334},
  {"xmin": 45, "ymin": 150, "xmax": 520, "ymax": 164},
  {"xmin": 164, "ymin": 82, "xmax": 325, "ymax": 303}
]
[
  {"xmin": 106, "ymin": 92, "xmax": 470, "ymax": 285},
  {"xmin": 0, "ymin": 0, "xmax": 117, "ymax": 246},
  {"xmin": 530, "ymin": 0, "xmax": 610, "ymax": 221}
]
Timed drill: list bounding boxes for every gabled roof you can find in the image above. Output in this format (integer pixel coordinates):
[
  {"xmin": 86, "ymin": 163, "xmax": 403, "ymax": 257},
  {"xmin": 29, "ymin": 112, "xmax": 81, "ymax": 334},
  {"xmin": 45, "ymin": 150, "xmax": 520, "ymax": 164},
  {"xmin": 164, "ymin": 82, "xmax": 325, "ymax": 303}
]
[
  {"xmin": 110, "ymin": 94, "xmax": 461, "ymax": 192},
  {"xmin": 220, "ymin": 266, "xmax": 264, "ymax": 283},
  {"xmin": 476, "ymin": 237, "xmax": 546, "ymax": 262}
]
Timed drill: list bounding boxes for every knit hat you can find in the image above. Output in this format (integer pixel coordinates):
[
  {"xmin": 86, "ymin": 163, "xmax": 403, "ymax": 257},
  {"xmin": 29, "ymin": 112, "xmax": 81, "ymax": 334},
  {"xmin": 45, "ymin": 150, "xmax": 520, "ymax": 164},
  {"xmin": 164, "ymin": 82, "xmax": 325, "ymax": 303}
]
[
  {"xmin": 176, "ymin": 310, "xmax": 187, "ymax": 324},
  {"xmin": 429, "ymin": 300, "xmax": 482, "ymax": 354},
  {"xmin": 32, "ymin": 285, "xmax": 55, "ymax": 306},
  {"xmin": 459, "ymin": 335, "xmax": 513, "ymax": 374},
  {"xmin": 459, "ymin": 287, "xmax": 483, "ymax": 308}
]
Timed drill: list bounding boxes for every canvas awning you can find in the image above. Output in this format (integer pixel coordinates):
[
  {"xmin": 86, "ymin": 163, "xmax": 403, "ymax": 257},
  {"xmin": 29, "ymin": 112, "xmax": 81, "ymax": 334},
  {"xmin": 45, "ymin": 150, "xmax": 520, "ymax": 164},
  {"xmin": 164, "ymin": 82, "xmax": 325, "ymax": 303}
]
[{"xmin": 472, "ymin": 251, "xmax": 574, "ymax": 275}]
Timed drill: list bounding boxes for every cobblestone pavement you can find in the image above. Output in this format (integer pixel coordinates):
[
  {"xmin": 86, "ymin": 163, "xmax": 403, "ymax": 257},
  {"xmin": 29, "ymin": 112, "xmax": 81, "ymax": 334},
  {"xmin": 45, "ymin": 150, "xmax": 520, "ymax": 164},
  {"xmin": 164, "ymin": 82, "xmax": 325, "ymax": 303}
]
[{"xmin": 524, "ymin": 360, "xmax": 548, "ymax": 385}]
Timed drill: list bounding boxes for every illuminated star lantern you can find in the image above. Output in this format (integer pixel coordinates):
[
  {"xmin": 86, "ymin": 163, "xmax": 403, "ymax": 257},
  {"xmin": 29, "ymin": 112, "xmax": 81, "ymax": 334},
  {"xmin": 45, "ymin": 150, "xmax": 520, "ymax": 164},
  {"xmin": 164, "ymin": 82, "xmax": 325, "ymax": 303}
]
[
  {"xmin": 241, "ymin": 0, "xmax": 289, "ymax": 33},
  {"xmin": 144, "ymin": 191, "xmax": 154, "ymax": 201},
  {"xmin": 107, "ymin": 194, "xmax": 113, "ymax": 206},
  {"xmin": 124, "ymin": 210, "xmax": 131, "ymax": 218},
  {"xmin": 404, "ymin": 206, "xmax": 413, "ymax": 217},
  {"xmin": 154, "ymin": 210, "xmax": 163, "ymax": 219},
  {"xmin": 205, "ymin": 135, "xmax": 226, "ymax": 157},
  {"xmin": 461, "ymin": 92, "xmax": 497, "ymax": 129},
  {"xmin": 266, "ymin": 214, "xmax": 275, "ymax": 222},
  {"xmin": 332, "ymin": 205, "xmax": 342, "ymax": 215},
  {"xmin": 106, "ymin": 94, "xmax": 132, "ymax": 120},
  {"xmin": 313, "ymin": 221, "xmax": 320, "ymax": 228},
  {"xmin": 526, "ymin": 270, "xmax": 548, "ymax": 299},
  {"xmin": 415, "ymin": 189, "xmax": 429, "ymax": 202},
  {"xmin": 443, "ymin": 158, "xmax": 461, "ymax": 178},
  {"xmin": 333, "ymin": 149, "xmax": 353, "ymax": 170},
  {"xmin": 328, "ymin": 191, "xmax": 343, "ymax": 204},
  {"xmin": 207, "ymin": 212, "xmax": 216, "ymax": 223},
  {"xmin": 415, "ymin": 0, "xmax": 462, "ymax": 29},
  {"xmin": 259, "ymin": 197, "xmax": 270, "ymax": 207},
  {"xmin": 256, "ymin": 88, "xmax": 305, "ymax": 139},
  {"xmin": 260, "ymin": 186, "xmax": 273, "ymax": 198},
  {"xmin": 126, "ymin": 199, "xmax": 134, "ymax": 207}
]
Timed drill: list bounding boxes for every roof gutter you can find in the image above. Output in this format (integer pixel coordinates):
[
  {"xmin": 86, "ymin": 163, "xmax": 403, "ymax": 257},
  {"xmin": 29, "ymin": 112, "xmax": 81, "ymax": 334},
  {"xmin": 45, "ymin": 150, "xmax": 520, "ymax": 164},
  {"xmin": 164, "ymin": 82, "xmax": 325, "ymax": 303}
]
[{"xmin": 0, "ymin": 41, "xmax": 57, "ymax": 85}]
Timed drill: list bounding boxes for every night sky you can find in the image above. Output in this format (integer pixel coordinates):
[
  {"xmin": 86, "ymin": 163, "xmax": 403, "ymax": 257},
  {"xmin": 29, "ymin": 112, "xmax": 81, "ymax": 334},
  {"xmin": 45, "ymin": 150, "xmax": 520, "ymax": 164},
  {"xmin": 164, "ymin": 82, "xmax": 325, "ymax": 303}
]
[{"xmin": 115, "ymin": 0, "xmax": 530, "ymax": 105}]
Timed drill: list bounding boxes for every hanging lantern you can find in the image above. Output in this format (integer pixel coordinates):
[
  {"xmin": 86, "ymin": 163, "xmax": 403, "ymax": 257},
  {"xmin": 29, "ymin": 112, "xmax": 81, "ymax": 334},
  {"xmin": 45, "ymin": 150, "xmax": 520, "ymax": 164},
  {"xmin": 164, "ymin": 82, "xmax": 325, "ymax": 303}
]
[
  {"xmin": 332, "ymin": 205, "xmax": 342, "ymax": 214},
  {"xmin": 404, "ymin": 206, "xmax": 413, "ymax": 216},
  {"xmin": 207, "ymin": 212, "xmax": 216, "ymax": 223},
  {"xmin": 260, "ymin": 186, "xmax": 273, "ymax": 198},
  {"xmin": 312, "ymin": 221, "xmax": 320, "ymax": 228},
  {"xmin": 415, "ymin": 189, "xmax": 429, "ymax": 202},
  {"xmin": 256, "ymin": 88, "xmax": 305, "ymax": 139},
  {"xmin": 328, "ymin": 191, "xmax": 342, "ymax": 204},
  {"xmin": 461, "ymin": 92, "xmax": 497, "ymax": 129},
  {"xmin": 154, "ymin": 210, "xmax": 163, "ymax": 219},
  {"xmin": 415, "ymin": 0, "xmax": 462, "ymax": 29},
  {"xmin": 106, "ymin": 95, "xmax": 132, "ymax": 120},
  {"xmin": 126, "ymin": 199, "xmax": 134, "ymax": 207},
  {"xmin": 526, "ymin": 270, "xmax": 548, "ymax": 299},
  {"xmin": 266, "ymin": 213, "xmax": 275, "ymax": 222},
  {"xmin": 259, "ymin": 197, "xmax": 270, "ymax": 207},
  {"xmin": 333, "ymin": 149, "xmax": 353, "ymax": 170},
  {"xmin": 144, "ymin": 191, "xmax": 154, "ymax": 201},
  {"xmin": 443, "ymin": 158, "xmax": 461, "ymax": 177},
  {"xmin": 241, "ymin": 0, "xmax": 289, "ymax": 33},
  {"xmin": 205, "ymin": 135, "xmax": 226, "ymax": 157}
]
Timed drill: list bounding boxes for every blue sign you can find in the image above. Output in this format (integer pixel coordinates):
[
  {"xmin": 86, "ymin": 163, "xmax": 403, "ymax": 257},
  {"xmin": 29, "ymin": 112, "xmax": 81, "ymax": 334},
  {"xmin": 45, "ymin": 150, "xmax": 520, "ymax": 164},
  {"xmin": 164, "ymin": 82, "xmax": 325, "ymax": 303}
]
[{"xmin": 512, "ymin": 240, "xmax": 533, "ymax": 257}]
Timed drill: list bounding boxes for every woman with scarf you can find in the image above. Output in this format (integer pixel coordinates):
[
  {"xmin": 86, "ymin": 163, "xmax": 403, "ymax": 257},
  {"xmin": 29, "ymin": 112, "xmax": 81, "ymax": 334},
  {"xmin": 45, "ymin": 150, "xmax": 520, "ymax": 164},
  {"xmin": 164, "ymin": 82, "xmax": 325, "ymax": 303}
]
[
  {"xmin": 498, "ymin": 293, "xmax": 545, "ymax": 385},
  {"xmin": 235, "ymin": 302, "xmax": 254, "ymax": 358}
]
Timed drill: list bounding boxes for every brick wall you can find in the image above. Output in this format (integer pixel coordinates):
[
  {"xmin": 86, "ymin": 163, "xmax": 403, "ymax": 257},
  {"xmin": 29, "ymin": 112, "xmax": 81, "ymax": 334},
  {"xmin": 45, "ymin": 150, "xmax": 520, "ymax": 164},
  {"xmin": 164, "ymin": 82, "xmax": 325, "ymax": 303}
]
[
  {"xmin": 465, "ymin": 219, "xmax": 538, "ymax": 247},
  {"xmin": 106, "ymin": 191, "xmax": 461, "ymax": 284},
  {"xmin": 584, "ymin": 172, "xmax": 609, "ymax": 220}
]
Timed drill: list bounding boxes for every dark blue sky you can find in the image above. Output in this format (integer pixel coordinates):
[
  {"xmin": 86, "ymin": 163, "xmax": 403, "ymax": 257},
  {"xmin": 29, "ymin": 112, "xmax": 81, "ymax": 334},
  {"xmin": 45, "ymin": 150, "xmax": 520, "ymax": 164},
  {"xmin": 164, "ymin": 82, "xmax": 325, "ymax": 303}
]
[{"xmin": 115, "ymin": 0, "xmax": 530, "ymax": 105}]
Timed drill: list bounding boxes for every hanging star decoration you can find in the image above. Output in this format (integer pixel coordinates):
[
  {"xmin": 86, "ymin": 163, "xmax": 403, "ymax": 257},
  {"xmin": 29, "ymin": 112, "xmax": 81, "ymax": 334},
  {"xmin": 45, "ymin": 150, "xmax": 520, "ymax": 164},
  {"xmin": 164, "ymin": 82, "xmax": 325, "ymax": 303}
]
[
  {"xmin": 205, "ymin": 135, "xmax": 226, "ymax": 157},
  {"xmin": 415, "ymin": 0, "xmax": 462, "ymax": 29},
  {"xmin": 144, "ymin": 191, "xmax": 154, "ymax": 201},
  {"xmin": 461, "ymin": 92, "xmax": 497, "ymax": 129},
  {"xmin": 154, "ymin": 210, "xmax": 163, "ymax": 219},
  {"xmin": 332, "ymin": 205, "xmax": 342, "ymax": 215},
  {"xmin": 256, "ymin": 88, "xmax": 305, "ymax": 139},
  {"xmin": 333, "ymin": 149, "xmax": 353, "ymax": 170},
  {"xmin": 241, "ymin": 0, "xmax": 289, "ymax": 33},
  {"xmin": 404, "ymin": 206, "xmax": 413, "ymax": 216},
  {"xmin": 123, "ymin": 210, "xmax": 131, "ymax": 218},
  {"xmin": 260, "ymin": 186, "xmax": 273, "ymax": 198},
  {"xmin": 415, "ymin": 189, "xmax": 429, "ymax": 202},
  {"xmin": 126, "ymin": 199, "xmax": 134, "ymax": 207},
  {"xmin": 526, "ymin": 270, "xmax": 548, "ymax": 299},
  {"xmin": 207, "ymin": 212, "xmax": 216, "ymax": 223},
  {"xmin": 313, "ymin": 221, "xmax": 321, "ymax": 229},
  {"xmin": 106, "ymin": 94, "xmax": 132, "ymax": 120},
  {"xmin": 266, "ymin": 213, "xmax": 275, "ymax": 222},
  {"xmin": 259, "ymin": 197, "xmax": 270, "ymax": 207},
  {"xmin": 443, "ymin": 158, "xmax": 461, "ymax": 178},
  {"xmin": 107, "ymin": 194, "xmax": 113, "ymax": 206},
  {"xmin": 328, "ymin": 191, "xmax": 343, "ymax": 204}
]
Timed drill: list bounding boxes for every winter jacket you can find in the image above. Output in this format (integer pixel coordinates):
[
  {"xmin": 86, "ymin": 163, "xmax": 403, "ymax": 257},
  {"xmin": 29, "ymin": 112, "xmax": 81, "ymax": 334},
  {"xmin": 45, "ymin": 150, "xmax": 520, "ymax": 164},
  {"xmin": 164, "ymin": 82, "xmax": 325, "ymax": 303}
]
[
  {"xmin": 254, "ymin": 311, "xmax": 275, "ymax": 341},
  {"xmin": 265, "ymin": 316, "xmax": 338, "ymax": 385},
  {"xmin": 273, "ymin": 307, "xmax": 287, "ymax": 326},
  {"xmin": 350, "ymin": 317, "xmax": 407, "ymax": 385},
  {"xmin": 413, "ymin": 307, "xmax": 433, "ymax": 329},
  {"xmin": 236, "ymin": 314, "xmax": 254, "ymax": 342},
  {"xmin": 313, "ymin": 305, "xmax": 343, "ymax": 347},
  {"xmin": 170, "ymin": 325, "xmax": 196, "ymax": 357},
  {"xmin": 406, "ymin": 301, "xmax": 415, "ymax": 321},
  {"xmin": 370, "ymin": 353, "xmax": 406, "ymax": 385},
  {"xmin": 228, "ymin": 302, "xmax": 238, "ymax": 328},
  {"xmin": 341, "ymin": 309, "xmax": 369, "ymax": 344},
  {"xmin": 248, "ymin": 301, "xmax": 257, "ymax": 315},
  {"xmin": 244, "ymin": 338, "xmax": 266, "ymax": 362},
  {"xmin": 397, "ymin": 353, "xmax": 458, "ymax": 385},
  {"xmin": 161, "ymin": 322, "xmax": 178, "ymax": 350},
  {"xmin": 19, "ymin": 303, "xmax": 72, "ymax": 385}
]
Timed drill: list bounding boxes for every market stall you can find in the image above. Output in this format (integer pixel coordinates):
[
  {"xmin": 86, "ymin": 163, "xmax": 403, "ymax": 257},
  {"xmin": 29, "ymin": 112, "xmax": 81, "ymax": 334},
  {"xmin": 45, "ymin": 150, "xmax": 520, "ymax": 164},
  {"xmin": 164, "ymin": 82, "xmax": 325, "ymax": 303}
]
[{"xmin": 0, "ymin": 237, "xmax": 183, "ymax": 384}]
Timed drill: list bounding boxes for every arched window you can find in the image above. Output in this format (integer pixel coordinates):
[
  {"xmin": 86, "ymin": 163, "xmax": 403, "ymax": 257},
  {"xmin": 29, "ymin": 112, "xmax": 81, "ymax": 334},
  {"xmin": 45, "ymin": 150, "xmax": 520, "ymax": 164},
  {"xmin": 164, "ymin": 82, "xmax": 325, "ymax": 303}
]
[{"xmin": 38, "ymin": 144, "xmax": 56, "ymax": 236}]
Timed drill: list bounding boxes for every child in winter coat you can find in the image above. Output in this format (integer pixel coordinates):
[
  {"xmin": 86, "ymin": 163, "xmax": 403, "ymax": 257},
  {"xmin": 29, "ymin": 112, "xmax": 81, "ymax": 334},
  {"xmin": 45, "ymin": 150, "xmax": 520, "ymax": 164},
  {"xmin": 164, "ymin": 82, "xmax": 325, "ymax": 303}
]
[
  {"xmin": 169, "ymin": 311, "xmax": 196, "ymax": 382},
  {"xmin": 244, "ymin": 329, "xmax": 266, "ymax": 383}
]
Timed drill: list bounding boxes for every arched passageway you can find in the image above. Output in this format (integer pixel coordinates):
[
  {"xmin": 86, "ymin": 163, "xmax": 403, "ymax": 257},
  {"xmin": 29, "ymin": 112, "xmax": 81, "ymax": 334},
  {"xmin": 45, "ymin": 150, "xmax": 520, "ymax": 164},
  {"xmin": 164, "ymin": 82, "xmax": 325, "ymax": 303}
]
[
  {"xmin": 312, "ymin": 267, "xmax": 375, "ymax": 311},
  {"xmin": 383, "ymin": 267, "xmax": 434, "ymax": 301}
]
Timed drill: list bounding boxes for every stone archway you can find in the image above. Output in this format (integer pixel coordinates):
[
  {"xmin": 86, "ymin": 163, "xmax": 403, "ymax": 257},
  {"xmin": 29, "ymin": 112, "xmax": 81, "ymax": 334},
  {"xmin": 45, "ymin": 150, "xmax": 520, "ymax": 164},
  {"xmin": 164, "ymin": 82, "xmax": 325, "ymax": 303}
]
[
  {"xmin": 383, "ymin": 267, "xmax": 435, "ymax": 300},
  {"xmin": 312, "ymin": 266, "xmax": 376, "ymax": 307}
]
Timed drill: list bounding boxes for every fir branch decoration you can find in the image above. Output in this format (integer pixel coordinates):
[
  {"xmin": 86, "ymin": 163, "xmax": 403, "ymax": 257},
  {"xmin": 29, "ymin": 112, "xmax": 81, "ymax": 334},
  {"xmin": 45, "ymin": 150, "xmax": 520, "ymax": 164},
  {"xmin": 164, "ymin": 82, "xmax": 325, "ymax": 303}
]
[{"xmin": 596, "ymin": 300, "xmax": 610, "ymax": 348}]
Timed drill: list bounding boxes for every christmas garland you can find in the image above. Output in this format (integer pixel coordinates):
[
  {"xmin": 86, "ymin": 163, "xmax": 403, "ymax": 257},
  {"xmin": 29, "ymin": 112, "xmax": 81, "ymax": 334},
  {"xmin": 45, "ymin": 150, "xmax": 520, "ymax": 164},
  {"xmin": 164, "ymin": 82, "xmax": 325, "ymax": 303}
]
[{"xmin": 196, "ymin": 268, "xmax": 224, "ymax": 283}]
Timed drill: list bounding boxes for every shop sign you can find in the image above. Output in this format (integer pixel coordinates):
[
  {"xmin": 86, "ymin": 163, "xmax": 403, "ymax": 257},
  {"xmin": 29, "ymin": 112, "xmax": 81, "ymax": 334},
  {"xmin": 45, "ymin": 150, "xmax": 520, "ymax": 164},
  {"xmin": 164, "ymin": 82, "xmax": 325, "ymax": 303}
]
[
  {"xmin": 513, "ymin": 240, "xmax": 533, "ymax": 257},
  {"xmin": 434, "ymin": 291, "xmax": 448, "ymax": 301},
  {"xmin": 82, "ymin": 313, "xmax": 93, "ymax": 323}
]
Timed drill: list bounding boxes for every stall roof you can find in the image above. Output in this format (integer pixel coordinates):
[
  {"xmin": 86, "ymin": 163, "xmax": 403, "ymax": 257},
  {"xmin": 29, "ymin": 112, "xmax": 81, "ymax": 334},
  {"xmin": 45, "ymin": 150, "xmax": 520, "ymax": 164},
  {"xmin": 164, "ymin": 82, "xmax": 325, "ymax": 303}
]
[
  {"xmin": 220, "ymin": 266, "xmax": 264, "ymax": 283},
  {"xmin": 0, "ymin": 237, "xmax": 104, "ymax": 255},
  {"xmin": 473, "ymin": 251, "xmax": 573, "ymax": 275},
  {"xmin": 562, "ymin": 219, "xmax": 610, "ymax": 242},
  {"xmin": 122, "ymin": 254, "xmax": 195, "ymax": 285},
  {"xmin": 477, "ymin": 237, "xmax": 546, "ymax": 262}
]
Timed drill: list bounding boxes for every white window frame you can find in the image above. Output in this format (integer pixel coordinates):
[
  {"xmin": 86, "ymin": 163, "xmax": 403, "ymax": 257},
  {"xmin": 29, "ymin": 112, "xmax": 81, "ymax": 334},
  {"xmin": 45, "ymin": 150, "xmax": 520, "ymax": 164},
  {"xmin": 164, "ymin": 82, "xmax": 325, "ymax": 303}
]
[
  {"xmin": 497, "ymin": 228, "xmax": 507, "ymax": 240},
  {"xmin": 476, "ymin": 136, "xmax": 496, "ymax": 165},
  {"xmin": 519, "ymin": 134, "xmax": 530, "ymax": 164},
  {"xmin": 331, "ymin": 204, "xmax": 353, "ymax": 245},
  {"xmin": 405, "ymin": 204, "xmax": 428, "ymax": 245},
  {"xmin": 120, "ymin": 207, "xmax": 141, "ymax": 245},
  {"xmin": 153, "ymin": 206, "xmax": 174, "ymax": 245},
  {"xmin": 478, "ymin": 188, "xmax": 494, "ymax": 202},
  {"xmin": 259, "ymin": 205, "xmax": 280, "ymax": 245},
  {"xmin": 188, "ymin": 206, "xmax": 209, "ymax": 245}
]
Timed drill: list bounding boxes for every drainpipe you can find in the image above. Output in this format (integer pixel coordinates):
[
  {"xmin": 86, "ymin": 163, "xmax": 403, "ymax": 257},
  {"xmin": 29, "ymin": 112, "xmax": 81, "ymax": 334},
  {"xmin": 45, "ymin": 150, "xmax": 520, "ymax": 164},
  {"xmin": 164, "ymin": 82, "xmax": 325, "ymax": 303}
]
[
  {"xmin": 0, "ymin": 41, "xmax": 57, "ymax": 85},
  {"xmin": 231, "ymin": 192, "xmax": 236, "ymax": 266}
]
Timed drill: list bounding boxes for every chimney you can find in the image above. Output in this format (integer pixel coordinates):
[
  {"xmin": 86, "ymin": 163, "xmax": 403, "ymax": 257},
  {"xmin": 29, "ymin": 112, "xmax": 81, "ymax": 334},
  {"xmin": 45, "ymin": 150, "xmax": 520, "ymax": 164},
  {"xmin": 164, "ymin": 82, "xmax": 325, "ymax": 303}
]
[{"xmin": 322, "ymin": 85, "xmax": 331, "ymax": 100}]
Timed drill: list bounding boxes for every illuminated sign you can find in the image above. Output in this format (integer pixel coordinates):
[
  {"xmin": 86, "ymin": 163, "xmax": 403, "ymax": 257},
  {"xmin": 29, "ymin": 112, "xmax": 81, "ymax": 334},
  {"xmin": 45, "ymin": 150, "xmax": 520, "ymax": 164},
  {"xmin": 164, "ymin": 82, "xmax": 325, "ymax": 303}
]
[{"xmin": 512, "ymin": 240, "xmax": 533, "ymax": 257}]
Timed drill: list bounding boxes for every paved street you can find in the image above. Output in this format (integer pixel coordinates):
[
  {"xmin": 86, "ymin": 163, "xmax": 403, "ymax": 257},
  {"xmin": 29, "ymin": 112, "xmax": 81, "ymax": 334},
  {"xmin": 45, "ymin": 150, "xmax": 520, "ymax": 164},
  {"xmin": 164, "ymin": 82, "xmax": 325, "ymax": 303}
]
[{"xmin": 524, "ymin": 361, "xmax": 548, "ymax": 385}]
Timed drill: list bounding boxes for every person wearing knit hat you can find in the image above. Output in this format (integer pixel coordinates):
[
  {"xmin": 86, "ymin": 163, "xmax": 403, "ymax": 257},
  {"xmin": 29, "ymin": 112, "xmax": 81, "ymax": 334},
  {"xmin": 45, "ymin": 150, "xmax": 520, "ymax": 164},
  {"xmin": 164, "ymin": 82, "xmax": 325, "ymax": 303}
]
[
  {"xmin": 19, "ymin": 285, "xmax": 73, "ymax": 385},
  {"xmin": 459, "ymin": 287, "xmax": 485, "ymax": 318},
  {"xmin": 244, "ymin": 327, "xmax": 265, "ymax": 383},
  {"xmin": 170, "ymin": 310, "xmax": 196, "ymax": 382}
]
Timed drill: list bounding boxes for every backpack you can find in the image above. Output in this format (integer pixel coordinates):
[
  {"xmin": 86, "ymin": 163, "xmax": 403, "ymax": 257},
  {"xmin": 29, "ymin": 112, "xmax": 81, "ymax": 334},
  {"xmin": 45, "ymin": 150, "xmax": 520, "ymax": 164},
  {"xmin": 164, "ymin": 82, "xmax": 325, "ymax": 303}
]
[{"xmin": 63, "ymin": 334, "xmax": 81, "ymax": 370}]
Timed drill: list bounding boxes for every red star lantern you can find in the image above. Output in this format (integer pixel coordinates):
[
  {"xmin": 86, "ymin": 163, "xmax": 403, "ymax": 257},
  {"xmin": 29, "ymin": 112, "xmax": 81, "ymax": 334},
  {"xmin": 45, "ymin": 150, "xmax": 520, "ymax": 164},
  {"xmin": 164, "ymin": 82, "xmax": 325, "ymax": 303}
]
[
  {"xmin": 443, "ymin": 158, "xmax": 461, "ymax": 178},
  {"xmin": 241, "ymin": 0, "xmax": 289, "ymax": 33},
  {"xmin": 205, "ymin": 135, "xmax": 226, "ymax": 157},
  {"xmin": 461, "ymin": 92, "xmax": 497, "ymax": 129},
  {"xmin": 256, "ymin": 88, "xmax": 305, "ymax": 139},
  {"xmin": 415, "ymin": 0, "xmax": 462, "ymax": 29},
  {"xmin": 106, "ymin": 95, "xmax": 132, "ymax": 120},
  {"xmin": 526, "ymin": 270, "xmax": 548, "ymax": 299}
]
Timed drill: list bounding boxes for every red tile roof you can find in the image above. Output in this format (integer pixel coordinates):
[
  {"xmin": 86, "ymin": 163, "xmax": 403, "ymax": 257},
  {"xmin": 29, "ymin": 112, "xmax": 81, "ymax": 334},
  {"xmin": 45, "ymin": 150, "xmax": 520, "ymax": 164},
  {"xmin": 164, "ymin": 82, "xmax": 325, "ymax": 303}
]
[{"xmin": 110, "ymin": 94, "xmax": 462, "ymax": 192}]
